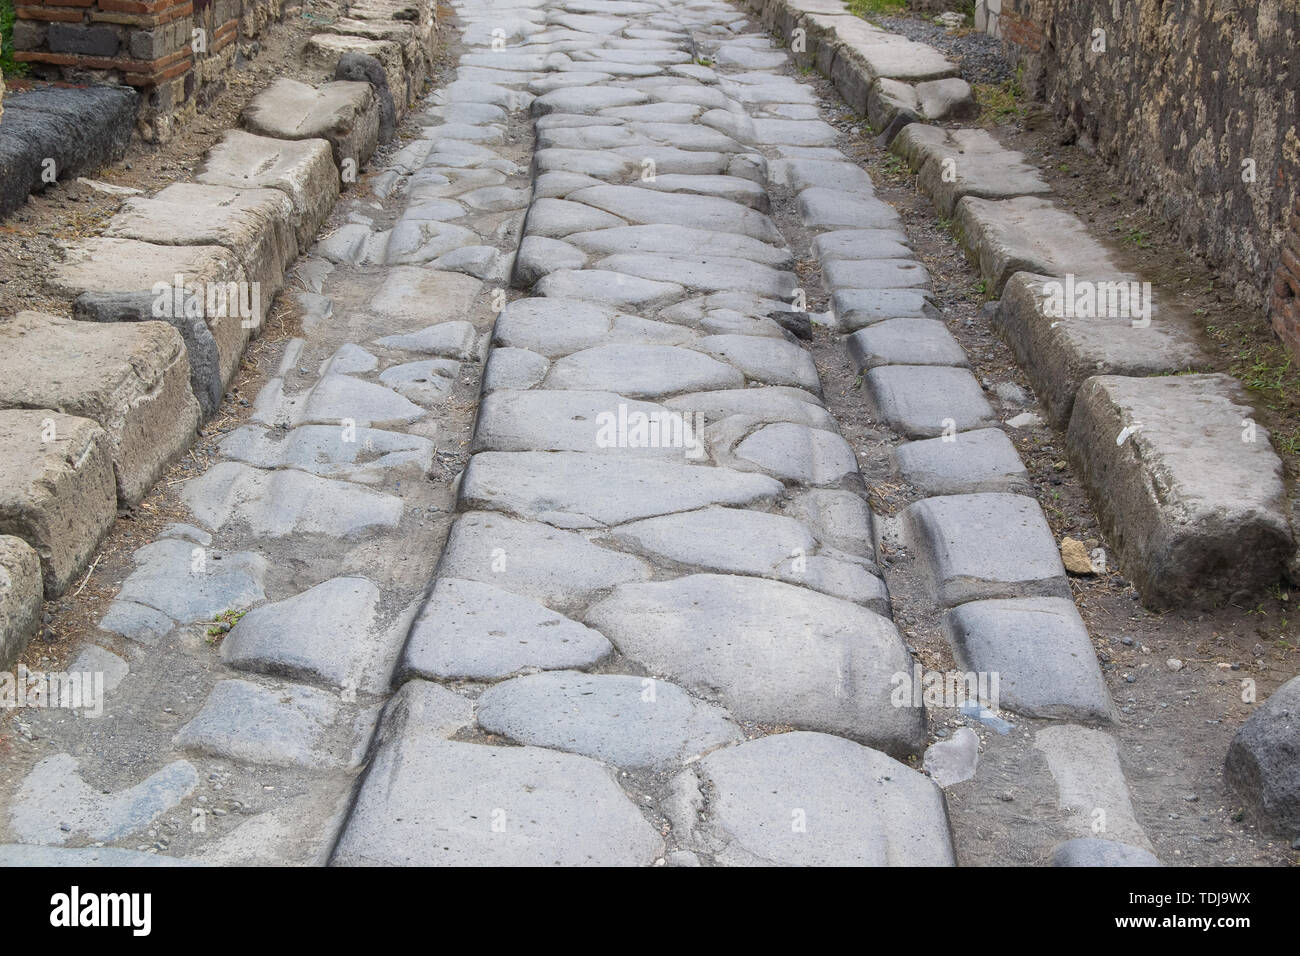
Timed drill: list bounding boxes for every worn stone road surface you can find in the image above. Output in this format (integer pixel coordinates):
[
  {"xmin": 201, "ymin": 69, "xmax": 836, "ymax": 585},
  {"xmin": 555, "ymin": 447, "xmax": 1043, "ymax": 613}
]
[{"xmin": 0, "ymin": 0, "xmax": 1155, "ymax": 866}]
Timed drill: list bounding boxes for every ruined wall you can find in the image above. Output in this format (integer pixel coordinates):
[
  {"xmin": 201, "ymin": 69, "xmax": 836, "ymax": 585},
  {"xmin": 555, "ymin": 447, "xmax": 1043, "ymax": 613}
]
[
  {"xmin": 11, "ymin": 0, "xmax": 296, "ymax": 142},
  {"xmin": 995, "ymin": 0, "xmax": 1300, "ymax": 354}
]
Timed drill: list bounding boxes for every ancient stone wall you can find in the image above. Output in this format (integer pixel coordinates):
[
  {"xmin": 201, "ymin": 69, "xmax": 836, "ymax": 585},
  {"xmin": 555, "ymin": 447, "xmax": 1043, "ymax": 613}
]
[{"xmin": 993, "ymin": 0, "xmax": 1300, "ymax": 354}]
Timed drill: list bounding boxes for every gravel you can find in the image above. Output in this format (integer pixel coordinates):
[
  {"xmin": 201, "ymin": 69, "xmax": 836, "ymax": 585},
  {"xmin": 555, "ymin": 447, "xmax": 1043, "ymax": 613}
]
[{"xmin": 877, "ymin": 15, "xmax": 1013, "ymax": 87}]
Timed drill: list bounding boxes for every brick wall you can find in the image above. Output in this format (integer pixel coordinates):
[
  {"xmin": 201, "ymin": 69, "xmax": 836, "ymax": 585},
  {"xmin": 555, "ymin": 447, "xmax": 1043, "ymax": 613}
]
[
  {"xmin": 13, "ymin": 0, "xmax": 294, "ymax": 141},
  {"xmin": 990, "ymin": 0, "xmax": 1300, "ymax": 357}
]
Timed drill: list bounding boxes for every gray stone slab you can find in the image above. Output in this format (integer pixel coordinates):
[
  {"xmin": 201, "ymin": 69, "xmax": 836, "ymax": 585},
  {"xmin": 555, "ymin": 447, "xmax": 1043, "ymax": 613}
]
[
  {"xmin": 594, "ymin": 253, "xmax": 793, "ymax": 298},
  {"xmin": 175, "ymin": 678, "xmax": 365, "ymax": 770},
  {"xmin": 373, "ymin": 321, "xmax": 478, "ymax": 359},
  {"xmin": 535, "ymin": 269, "xmax": 686, "ymax": 309},
  {"xmin": 892, "ymin": 428, "xmax": 1031, "ymax": 496},
  {"xmin": 482, "ymin": 347, "xmax": 550, "ymax": 392},
  {"xmin": 438, "ymin": 512, "xmax": 649, "ymax": 614},
  {"xmin": 1051, "ymin": 838, "xmax": 1162, "ymax": 867},
  {"xmin": 218, "ymin": 424, "xmax": 433, "ymax": 484},
  {"xmin": 692, "ymin": 335, "xmax": 820, "ymax": 391},
  {"xmin": 526, "ymin": 197, "xmax": 628, "ymax": 237},
  {"xmin": 477, "ymin": 671, "xmax": 742, "ymax": 769},
  {"xmin": 98, "ymin": 600, "xmax": 175, "ymax": 645},
  {"xmin": 459, "ymin": 451, "xmax": 781, "ymax": 529},
  {"xmin": 824, "ymin": 258, "xmax": 929, "ymax": 290},
  {"xmin": 566, "ymin": 184, "xmax": 783, "ymax": 244},
  {"xmin": 674, "ymin": 732, "xmax": 955, "ymax": 865},
  {"xmin": 331, "ymin": 737, "xmax": 663, "ymax": 865},
  {"xmin": 182, "ymin": 461, "xmax": 402, "ymax": 537},
  {"xmin": 115, "ymin": 538, "xmax": 267, "ymax": 624},
  {"xmin": 587, "ymin": 574, "xmax": 923, "ymax": 755},
  {"xmin": 1225, "ymin": 675, "xmax": 1300, "ymax": 836},
  {"xmin": 493, "ymin": 298, "xmax": 693, "ymax": 358},
  {"xmin": 866, "ymin": 365, "xmax": 996, "ymax": 438},
  {"xmin": 996, "ymin": 271, "xmax": 1209, "ymax": 428},
  {"xmin": 68, "ymin": 643, "xmax": 129, "ymax": 694},
  {"xmin": 514, "ymin": 235, "xmax": 589, "ymax": 285},
  {"xmin": 813, "ymin": 228, "xmax": 911, "ymax": 262},
  {"xmin": 833, "ymin": 288, "xmax": 940, "ymax": 329},
  {"xmin": 1067, "ymin": 374, "xmax": 1293, "ymax": 609},
  {"xmin": 378, "ymin": 360, "xmax": 459, "ymax": 405},
  {"xmin": 905, "ymin": 493, "xmax": 1069, "ymax": 607},
  {"xmin": 846, "ymin": 318, "xmax": 968, "ymax": 370},
  {"xmin": 566, "ymin": 223, "xmax": 793, "ymax": 268},
  {"xmin": 664, "ymin": 387, "xmax": 834, "ymax": 430},
  {"xmin": 401, "ymin": 577, "xmax": 612, "ymax": 681},
  {"xmin": 798, "ymin": 187, "xmax": 901, "ymax": 230},
  {"xmin": 944, "ymin": 597, "xmax": 1114, "ymax": 721},
  {"xmin": 730, "ymin": 422, "xmax": 859, "ymax": 486},
  {"xmin": 892, "ymin": 125, "xmax": 1052, "ymax": 218},
  {"xmin": 0, "ymin": 536, "xmax": 42, "ymax": 670},
  {"xmin": 254, "ymin": 373, "xmax": 426, "ymax": 428},
  {"xmin": 545, "ymin": 344, "xmax": 744, "ymax": 397},
  {"xmin": 775, "ymin": 158, "xmax": 875, "ymax": 193}
]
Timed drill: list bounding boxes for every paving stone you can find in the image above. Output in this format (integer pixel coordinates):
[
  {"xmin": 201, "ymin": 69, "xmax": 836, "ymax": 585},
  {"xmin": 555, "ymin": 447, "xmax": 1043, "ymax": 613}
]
[
  {"xmin": 51, "ymin": 237, "xmax": 253, "ymax": 389},
  {"xmin": 106, "ymin": 182, "xmax": 298, "ymax": 308},
  {"xmin": 0, "ymin": 410, "xmax": 116, "ymax": 598},
  {"xmin": 243, "ymin": 77, "xmax": 379, "ymax": 173},
  {"xmin": 385, "ymin": 218, "xmax": 479, "ymax": 264},
  {"xmin": 1067, "ymin": 374, "xmax": 1293, "ymax": 609},
  {"xmin": 905, "ymin": 493, "xmax": 1069, "ymax": 607},
  {"xmin": 68, "ymin": 643, "xmax": 129, "ymax": 694},
  {"xmin": 175, "ymin": 678, "xmax": 366, "ymax": 770},
  {"xmin": 0, "ymin": 312, "xmax": 200, "ymax": 507},
  {"xmin": 219, "ymin": 424, "xmax": 432, "ymax": 485},
  {"xmin": 824, "ymin": 258, "xmax": 929, "ymax": 290},
  {"xmin": 438, "ymin": 512, "xmax": 649, "ymax": 614},
  {"xmin": 432, "ymin": 244, "xmax": 505, "ymax": 280},
  {"xmin": 514, "ymin": 235, "xmax": 589, "ymax": 285},
  {"xmin": 715, "ymin": 44, "xmax": 787, "ymax": 69},
  {"xmin": 833, "ymin": 288, "xmax": 939, "ymax": 329},
  {"xmin": 9, "ymin": 753, "xmax": 197, "ymax": 846},
  {"xmin": 996, "ymin": 271, "xmax": 1208, "ymax": 428},
  {"xmin": 365, "ymin": 267, "xmax": 483, "ymax": 327},
  {"xmin": 891, "ymin": 125, "xmax": 1051, "ymax": 218},
  {"xmin": 729, "ymin": 422, "xmax": 859, "ymax": 486},
  {"xmin": 378, "ymin": 359, "xmax": 460, "ymax": 405},
  {"xmin": 846, "ymin": 317, "xmax": 968, "ymax": 370},
  {"xmin": 181, "ymin": 461, "xmax": 402, "ymax": 538},
  {"xmin": 113, "ymin": 537, "xmax": 267, "ymax": 625},
  {"xmin": 98, "ymin": 600, "xmax": 175, "ymax": 645},
  {"xmin": 0, "ymin": 535, "xmax": 42, "ymax": 669},
  {"xmin": 477, "ymin": 671, "xmax": 742, "ymax": 769},
  {"xmin": 1035, "ymin": 725, "xmax": 1152, "ymax": 849},
  {"xmin": 332, "ymin": 736, "xmax": 663, "ymax": 866},
  {"xmin": 594, "ymin": 253, "xmax": 793, "ymax": 298},
  {"xmin": 892, "ymin": 428, "xmax": 1031, "ymax": 495},
  {"xmin": 566, "ymin": 184, "xmax": 783, "ymax": 244},
  {"xmin": 197, "ymin": 130, "xmax": 340, "ymax": 249},
  {"xmin": 321, "ymin": 343, "xmax": 379, "ymax": 375},
  {"xmin": 1050, "ymin": 838, "xmax": 1162, "ymax": 867},
  {"xmin": 566, "ymin": 223, "xmax": 793, "ymax": 268},
  {"xmin": 482, "ymin": 347, "xmax": 550, "ymax": 392},
  {"xmin": 460, "ymin": 451, "xmax": 781, "ymax": 529},
  {"xmin": 532, "ymin": 86, "xmax": 649, "ymax": 114},
  {"xmin": 526, "ymin": 196, "xmax": 628, "ymax": 237},
  {"xmin": 401, "ymin": 577, "xmax": 612, "ymax": 681},
  {"xmin": 812, "ymin": 228, "xmax": 911, "ymax": 261},
  {"xmin": 922, "ymin": 727, "xmax": 980, "ymax": 788},
  {"xmin": 255, "ymin": 374, "xmax": 425, "ymax": 428},
  {"xmin": 222, "ymin": 576, "xmax": 396, "ymax": 691},
  {"xmin": 865, "ymin": 365, "xmax": 995, "ymax": 438},
  {"xmin": 798, "ymin": 187, "xmax": 901, "ymax": 230},
  {"xmin": 664, "ymin": 386, "xmax": 834, "ymax": 430},
  {"xmin": 535, "ymin": 269, "xmax": 685, "ymax": 309},
  {"xmin": 955, "ymin": 196, "xmax": 1124, "ymax": 295},
  {"xmin": 751, "ymin": 118, "xmax": 839, "ymax": 146},
  {"xmin": 545, "ymin": 344, "xmax": 743, "ymax": 396},
  {"xmin": 587, "ymin": 574, "xmax": 923, "ymax": 755},
  {"xmin": 674, "ymin": 732, "xmax": 954, "ymax": 865},
  {"xmin": 604, "ymin": 101, "xmax": 704, "ymax": 124},
  {"xmin": 944, "ymin": 597, "xmax": 1113, "ymax": 721},
  {"xmin": 783, "ymin": 487, "xmax": 878, "ymax": 560},
  {"xmin": 474, "ymin": 389, "xmax": 699, "ymax": 459},
  {"xmin": 1225, "ymin": 675, "xmax": 1300, "ymax": 836},
  {"xmin": 305, "ymin": 33, "xmax": 409, "ymax": 121}
]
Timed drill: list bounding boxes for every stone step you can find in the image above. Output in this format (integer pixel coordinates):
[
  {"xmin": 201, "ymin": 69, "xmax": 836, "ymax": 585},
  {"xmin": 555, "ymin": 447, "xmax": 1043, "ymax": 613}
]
[
  {"xmin": 1066, "ymin": 373, "xmax": 1293, "ymax": 609},
  {"xmin": 891, "ymin": 125, "xmax": 1052, "ymax": 217},
  {"xmin": 0, "ymin": 535, "xmax": 43, "ymax": 669},
  {"xmin": 243, "ymin": 78, "xmax": 380, "ymax": 178}
]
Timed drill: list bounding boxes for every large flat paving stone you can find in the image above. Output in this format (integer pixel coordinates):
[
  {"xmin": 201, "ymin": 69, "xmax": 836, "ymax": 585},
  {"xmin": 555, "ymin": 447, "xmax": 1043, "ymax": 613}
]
[
  {"xmin": 105, "ymin": 182, "xmax": 298, "ymax": 310},
  {"xmin": 904, "ymin": 493, "xmax": 1069, "ymax": 607},
  {"xmin": 0, "ymin": 313, "xmax": 200, "ymax": 507},
  {"xmin": 0, "ymin": 410, "xmax": 115, "ymax": 598},
  {"xmin": 0, "ymin": 535, "xmax": 43, "ymax": 670},
  {"xmin": 944, "ymin": 597, "xmax": 1114, "ymax": 721},
  {"xmin": 219, "ymin": 424, "xmax": 433, "ymax": 484},
  {"xmin": 544, "ymin": 344, "xmax": 744, "ymax": 397},
  {"xmin": 181, "ymin": 461, "xmax": 402, "ymax": 538},
  {"xmin": 477, "ymin": 671, "xmax": 743, "ymax": 770},
  {"xmin": 866, "ymin": 365, "xmax": 996, "ymax": 438},
  {"xmin": 174, "ymin": 678, "xmax": 369, "ymax": 770},
  {"xmin": 459, "ymin": 451, "xmax": 781, "ymax": 529},
  {"xmin": 1035, "ymin": 725, "xmax": 1153, "ymax": 849},
  {"xmin": 437, "ymin": 512, "xmax": 650, "ymax": 615},
  {"xmin": 110, "ymin": 537, "xmax": 266, "ymax": 628},
  {"xmin": 672, "ymin": 732, "xmax": 955, "ymax": 866},
  {"xmin": 846, "ymin": 318, "xmax": 969, "ymax": 370},
  {"xmin": 253, "ymin": 374, "xmax": 425, "ymax": 428},
  {"xmin": 222, "ymin": 576, "xmax": 396, "ymax": 693},
  {"xmin": 665, "ymin": 387, "xmax": 835, "ymax": 430},
  {"xmin": 1066, "ymin": 374, "xmax": 1293, "ymax": 609},
  {"xmin": 996, "ymin": 271, "xmax": 1209, "ymax": 428},
  {"xmin": 493, "ymin": 298, "xmax": 693, "ymax": 358},
  {"xmin": 728, "ymin": 422, "xmax": 860, "ymax": 486},
  {"xmin": 955, "ymin": 196, "xmax": 1124, "ymax": 295},
  {"xmin": 892, "ymin": 125, "xmax": 1051, "ymax": 217},
  {"xmin": 243, "ymin": 78, "xmax": 380, "ymax": 174},
  {"xmin": 566, "ymin": 223, "xmax": 793, "ymax": 268},
  {"xmin": 594, "ymin": 253, "xmax": 793, "ymax": 298},
  {"xmin": 566, "ymin": 184, "xmax": 784, "ymax": 244},
  {"xmin": 1050, "ymin": 838, "xmax": 1162, "ymax": 867},
  {"xmin": 798, "ymin": 187, "xmax": 901, "ymax": 230},
  {"xmin": 812, "ymin": 228, "xmax": 911, "ymax": 262},
  {"xmin": 833, "ymin": 287, "xmax": 939, "ymax": 329},
  {"xmin": 692, "ymin": 335, "xmax": 820, "ymax": 391},
  {"xmin": 197, "ymin": 130, "xmax": 340, "ymax": 249},
  {"xmin": 534, "ymin": 269, "xmax": 685, "ymax": 309},
  {"xmin": 331, "ymin": 699, "xmax": 664, "ymax": 865},
  {"xmin": 892, "ymin": 428, "xmax": 1031, "ymax": 495},
  {"xmin": 401, "ymin": 577, "xmax": 612, "ymax": 681},
  {"xmin": 586, "ymin": 574, "xmax": 924, "ymax": 756}
]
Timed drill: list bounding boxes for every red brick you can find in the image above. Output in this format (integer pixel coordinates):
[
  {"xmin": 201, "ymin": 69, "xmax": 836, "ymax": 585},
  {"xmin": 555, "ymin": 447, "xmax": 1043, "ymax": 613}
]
[{"xmin": 16, "ymin": 7, "xmax": 87, "ymax": 21}]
